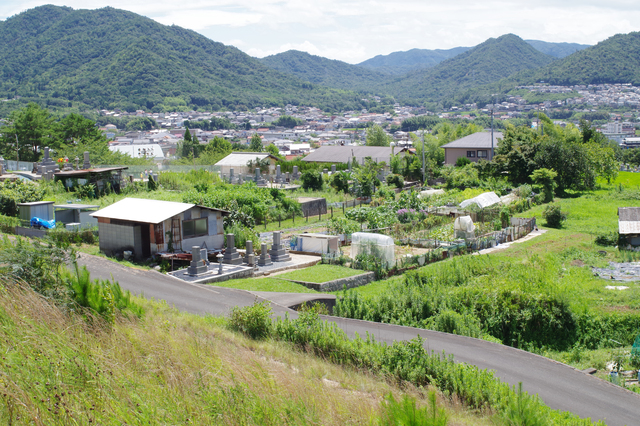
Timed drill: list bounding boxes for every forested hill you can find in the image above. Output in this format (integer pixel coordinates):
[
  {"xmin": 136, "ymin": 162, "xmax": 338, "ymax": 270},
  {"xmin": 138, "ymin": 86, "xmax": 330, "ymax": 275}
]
[
  {"xmin": 524, "ymin": 40, "xmax": 590, "ymax": 58},
  {"xmin": 357, "ymin": 47, "xmax": 471, "ymax": 75},
  {"xmin": 259, "ymin": 50, "xmax": 391, "ymax": 91},
  {"xmin": 378, "ymin": 34, "xmax": 556, "ymax": 103},
  {"xmin": 510, "ymin": 32, "xmax": 640, "ymax": 86},
  {"xmin": 0, "ymin": 5, "xmax": 365, "ymax": 112}
]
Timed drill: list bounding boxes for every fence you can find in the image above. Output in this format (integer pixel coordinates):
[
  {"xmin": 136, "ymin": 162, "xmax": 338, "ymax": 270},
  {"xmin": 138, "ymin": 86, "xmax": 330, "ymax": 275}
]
[{"xmin": 5, "ymin": 160, "xmax": 34, "ymax": 172}]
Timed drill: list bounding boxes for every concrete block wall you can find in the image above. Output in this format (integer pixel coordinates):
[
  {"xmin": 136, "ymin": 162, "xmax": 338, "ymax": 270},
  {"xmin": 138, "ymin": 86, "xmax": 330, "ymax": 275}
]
[{"xmin": 98, "ymin": 223, "xmax": 142, "ymax": 256}]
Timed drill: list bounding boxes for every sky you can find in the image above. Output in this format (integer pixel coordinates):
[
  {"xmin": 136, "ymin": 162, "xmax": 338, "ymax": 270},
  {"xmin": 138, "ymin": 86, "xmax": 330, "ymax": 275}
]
[{"xmin": 1, "ymin": 1, "xmax": 639, "ymax": 64}]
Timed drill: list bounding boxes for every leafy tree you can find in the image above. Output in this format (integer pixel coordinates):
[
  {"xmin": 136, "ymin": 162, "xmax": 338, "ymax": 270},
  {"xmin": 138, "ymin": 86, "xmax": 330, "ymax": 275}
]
[
  {"xmin": 272, "ymin": 115, "xmax": 304, "ymax": 128},
  {"xmin": 265, "ymin": 144, "xmax": 282, "ymax": 159},
  {"xmin": 124, "ymin": 117, "xmax": 157, "ymax": 131},
  {"xmin": 354, "ymin": 159, "xmax": 380, "ymax": 197},
  {"xmin": 366, "ymin": 125, "xmax": 391, "ymax": 147},
  {"xmin": 330, "ymin": 171, "xmax": 351, "ymax": 194},
  {"xmin": 300, "ymin": 170, "xmax": 323, "ymax": 191},
  {"xmin": 530, "ymin": 168, "xmax": 557, "ymax": 202},
  {"xmin": 543, "ymin": 204, "xmax": 566, "ymax": 228},
  {"xmin": 0, "ymin": 103, "xmax": 55, "ymax": 161},
  {"xmin": 249, "ymin": 134, "xmax": 263, "ymax": 152}
]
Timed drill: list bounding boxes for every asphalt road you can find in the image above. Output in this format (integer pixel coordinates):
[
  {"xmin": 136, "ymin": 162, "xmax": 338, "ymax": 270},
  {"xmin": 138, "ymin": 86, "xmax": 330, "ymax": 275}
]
[{"xmin": 78, "ymin": 253, "xmax": 640, "ymax": 425}]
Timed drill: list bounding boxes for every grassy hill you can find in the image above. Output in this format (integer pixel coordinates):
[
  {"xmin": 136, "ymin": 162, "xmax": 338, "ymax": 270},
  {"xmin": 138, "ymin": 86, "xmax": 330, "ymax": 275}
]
[
  {"xmin": 260, "ymin": 50, "xmax": 391, "ymax": 91},
  {"xmin": 0, "ymin": 5, "xmax": 364, "ymax": 112},
  {"xmin": 379, "ymin": 34, "xmax": 556, "ymax": 103}
]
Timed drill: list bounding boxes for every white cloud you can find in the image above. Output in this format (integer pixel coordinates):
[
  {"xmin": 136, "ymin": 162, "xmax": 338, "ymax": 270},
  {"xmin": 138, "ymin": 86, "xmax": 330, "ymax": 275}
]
[{"xmin": 1, "ymin": 0, "xmax": 639, "ymax": 62}]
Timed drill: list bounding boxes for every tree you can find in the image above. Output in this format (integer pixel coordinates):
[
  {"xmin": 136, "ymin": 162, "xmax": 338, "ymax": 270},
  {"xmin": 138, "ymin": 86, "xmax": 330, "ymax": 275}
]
[
  {"xmin": 300, "ymin": 170, "xmax": 323, "ymax": 191},
  {"xmin": 272, "ymin": 115, "xmax": 304, "ymax": 128},
  {"xmin": 0, "ymin": 103, "xmax": 55, "ymax": 162},
  {"xmin": 124, "ymin": 117, "xmax": 157, "ymax": 131},
  {"xmin": 265, "ymin": 144, "xmax": 282, "ymax": 159},
  {"xmin": 530, "ymin": 168, "xmax": 557, "ymax": 202},
  {"xmin": 249, "ymin": 134, "xmax": 263, "ymax": 152},
  {"xmin": 365, "ymin": 125, "xmax": 391, "ymax": 147}
]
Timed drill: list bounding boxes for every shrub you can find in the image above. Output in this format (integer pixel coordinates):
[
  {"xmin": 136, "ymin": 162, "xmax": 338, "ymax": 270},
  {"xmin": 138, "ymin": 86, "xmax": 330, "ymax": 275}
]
[
  {"xmin": 330, "ymin": 171, "xmax": 351, "ymax": 194},
  {"xmin": 455, "ymin": 157, "xmax": 471, "ymax": 167},
  {"xmin": 0, "ymin": 214, "xmax": 19, "ymax": 233},
  {"xmin": 301, "ymin": 170, "xmax": 324, "ymax": 191},
  {"xmin": 228, "ymin": 301, "xmax": 272, "ymax": 339},
  {"xmin": 224, "ymin": 223, "xmax": 260, "ymax": 249},
  {"xmin": 381, "ymin": 392, "xmax": 448, "ymax": 426},
  {"xmin": 0, "ymin": 180, "xmax": 45, "ymax": 217},
  {"xmin": 595, "ymin": 232, "xmax": 618, "ymax": 247},
  {"xmin": 542, "ymin": 204, "xmax": 566, "ymax": 228},
  {"xmin": 386, "ymin": 173, "xmax": 404, "ymax": 189}
]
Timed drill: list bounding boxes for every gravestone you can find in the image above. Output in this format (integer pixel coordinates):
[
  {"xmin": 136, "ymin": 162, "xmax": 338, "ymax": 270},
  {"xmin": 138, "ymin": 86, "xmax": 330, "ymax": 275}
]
[
  {"xmin": 255, "ymin": 168, "xmax": 267, "ymax": 187},
  {"xmin": 229, "ymin": 168, "xmax": 236, "ymax": 184},
  {"xmin": 40, "ymin": 147, "xmax": 59, "ymax": 180},
  {"xmin": 238, "ymin": 173, "xmax": 243, "ymax": 185},
  {"xmin": 323, "ymin": 168, "xmax": 328, "ymax": 174},
  {"xmin": 331, "ymin": 164, "xmax": 336, "ymax": 173},
  {"xmin": 269, "ymin": 231, "xmax": 291, "ymax": 262},
  {"xmin": 292, "ymin": 166, "xmax": 299, "ymax": 180},
  {"xmin": 82, "ymin": 151, "xmax": 91, "ymax": 170},
  {"xmin": 244, "ymin": 240, "xmax": 254, "ymax": 265},
  {"xmin": 257, "ymin": 243, "xmax": 272, "ymax": 266},
  {"xmin": 275, "ymin": 165, "xmax": 283, "ymax": 184},
  {"xmin": 222, "ymin": 234, "xmax": 243, "ymax": 265},
  {"xmin": 187, "ymin": 246, "xmax": 209, "ymax": 276},
  {"xmin": 285, "ymin": 172, "xmax": 290, "ymax": 183}
]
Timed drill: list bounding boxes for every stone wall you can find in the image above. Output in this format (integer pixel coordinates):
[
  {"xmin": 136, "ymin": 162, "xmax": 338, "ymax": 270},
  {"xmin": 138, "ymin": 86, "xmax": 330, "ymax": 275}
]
[
  {"xmin": 284, "ymin": 271, "xmax": 374, "ymax": 292},
  {"xmin": 298, "ymin": 197, "xmax": 327, "ymax": 217}
]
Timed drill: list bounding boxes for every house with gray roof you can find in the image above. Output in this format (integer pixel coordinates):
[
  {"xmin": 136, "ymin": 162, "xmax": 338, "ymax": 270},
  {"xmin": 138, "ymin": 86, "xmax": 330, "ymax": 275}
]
[
  {"xmin": 441, "ymin": 132, "xmax": 502, "ymax": 165},
  {"xmin": 302, "ymin": 145, "xmax": 411, "ymax": 166}
]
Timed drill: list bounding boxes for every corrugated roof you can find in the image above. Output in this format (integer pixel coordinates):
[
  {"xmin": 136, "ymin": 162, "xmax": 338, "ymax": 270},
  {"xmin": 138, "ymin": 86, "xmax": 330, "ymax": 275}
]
[
  {"xmin": 441, "ymin": 132, "xmax": 503, "ymax": 149},
  {"xmin": 302, "ymin": 146, "xmax": 395, "ymax": 163},
  {"xmin": 214, "ymin": 152, "xmax": 275, "ymax": 167},
  {"xmin": 91, "ymin": 198, "xmax": 226, "ymax": 224},
  {"xmin": 618, "ymin": 207, "xmax": 640, "ymax": 234},
  {"xmin": 459, "ymin": 192, "xmax": 501, "ymax": 209}
]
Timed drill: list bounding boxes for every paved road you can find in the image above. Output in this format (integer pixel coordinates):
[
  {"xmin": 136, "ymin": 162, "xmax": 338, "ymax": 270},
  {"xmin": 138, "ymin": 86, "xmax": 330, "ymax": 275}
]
[{"xmin": 78, "ymin": 253, "xmax": 640, "ymax": 425}]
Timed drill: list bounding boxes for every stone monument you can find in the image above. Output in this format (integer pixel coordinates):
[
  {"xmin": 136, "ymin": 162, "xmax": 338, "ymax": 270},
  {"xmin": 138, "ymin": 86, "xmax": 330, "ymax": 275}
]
[
  {"xmin": 257, "ymin": 243, "xmax": 272, "ymax": 266},
  {"xmin": 269, "ymin": 231, "xmax": 291, "ymax": 262},
  {"xmin": 40, "ymin": 147, "xmax": 59, "ymax": 180},
  {"xmin": 82, "ymin": 151, "xmax": 91, "ymax": 170},
  {"xmin": 275, "ymin": 165, "xmax": 283, "ymax": 185},
  {"xmin": 331, "ymin": 164, "xmax": 336, "ymax": 173},
  {"xmin": 244, "ymin": 240, "xmax": 255, "ymax": 266},
  {"xmin": 292, "ymin": 166, "xmax": 299, "ymax": 180},
  {"xmin": 187, "ymin": 246, "xmax": 209, "ymax": 276},
  {"xmin": 222, "ymin": 234, "xmax": 243, "ymax": 265},
  {"xmin": 254, "ymin": 168, "xmax": 267, "ymax": 187}
]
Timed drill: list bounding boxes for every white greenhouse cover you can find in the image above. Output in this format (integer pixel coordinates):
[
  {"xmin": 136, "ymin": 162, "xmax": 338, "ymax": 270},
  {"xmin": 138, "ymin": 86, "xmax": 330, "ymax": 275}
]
[
  {"xmin": 350, "ymin": 232, "xmax": 395, "ymax": 267},
  {"xmin": 454, "ymin": 216, "xmax": 475, "ymax": 233},
  {"xmin": 459, "ymin": 191, "xmax": 500, "ymax": 209}
]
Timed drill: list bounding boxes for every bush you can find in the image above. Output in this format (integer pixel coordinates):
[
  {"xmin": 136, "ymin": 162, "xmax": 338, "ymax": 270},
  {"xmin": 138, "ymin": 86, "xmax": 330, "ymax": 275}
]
[
  {"xmin": 224, "ymin": 222, "xmax": 260, "ymax": 249},
  {"xmin": 0, "ymin": 180, "xmax": 45, "ymax": 217},
  {"xmin": 455, "ymin": 156, "xmax": 471, "ymax": 167},
  {"xmin": 0, "ymin": 214, "xmax": 19, "ymax": 233},
  {"xmin": 595, "ymin": 231, "xmax": 618, "ymax": 247},
  {"xmin": 330, "ymin": 171, "xmax": 351, "ymax": 194},
  {"xmin": 386, "ymin": 173, "xmax": 404, "ymax": 189},
  {"xmin": 228, "ymin": 301, "xmax": 272, "ymax": 339},
  {"xmin": 301, "ymin": 170, "xmax": 324, "ymax": 191},
  {"xmin": 542, "ymin": 204, "xmax": 566, "ymax": 228}
]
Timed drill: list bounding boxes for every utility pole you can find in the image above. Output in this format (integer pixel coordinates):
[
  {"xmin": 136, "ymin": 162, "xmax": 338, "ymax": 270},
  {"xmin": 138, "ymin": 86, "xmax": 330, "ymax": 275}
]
[
  {"xmin": 15, "ymin": 134, "xmax": 19, "ymax": 164},
  {"xmin": 490, "ymin": 95, "xmax": 495, "ymax": 160},
  {"xmin": 421, "ymin": 129, "xmax": 425, "ymax": 185}
]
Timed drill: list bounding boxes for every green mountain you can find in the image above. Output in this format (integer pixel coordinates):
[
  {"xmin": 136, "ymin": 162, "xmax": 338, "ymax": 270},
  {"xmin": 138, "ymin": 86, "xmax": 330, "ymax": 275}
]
[
  {"xmin": 515, "ymin": 32, "xmax": 640, "ymax": 86},
  {"xmin": 259, "ymin": 50, "xmax": 390, "ymax": 91},
  {"xmin": 379, "ymin": 34, "xmax": 556, "ymax": 103},
  {"xmin": 0, "ymin": 5, "xmax": 364, "ymax": 112},
  {"xmin": 524, "ymin": 40, "xmax": 590, "ymax": 58},
  {"xmin": 357, "ymin": 47, "xmax": 471, "ymax": 75}
]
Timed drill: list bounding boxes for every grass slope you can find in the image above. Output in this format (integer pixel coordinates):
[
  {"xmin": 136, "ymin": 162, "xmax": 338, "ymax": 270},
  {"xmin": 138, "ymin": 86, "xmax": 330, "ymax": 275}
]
[{"xmin": 0, "ymin": 282, "xmax": 496, "ymax": 425}]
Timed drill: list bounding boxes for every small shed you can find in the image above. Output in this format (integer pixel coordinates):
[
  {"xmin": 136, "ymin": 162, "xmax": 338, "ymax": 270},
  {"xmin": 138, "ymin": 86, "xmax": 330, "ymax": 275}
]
[
  {"xmin": 18, "ymin": 201, "xmax": 54, "ymax": 225},
  {"xmin": 54, "ymin": 204, "xmax": 100, "ymax": 229},
  {"xmin": 296, "ymin": 233, "xmax": 339, "ymax": 255},
  {"xmin": 350, "ymin": 232, "xmax": 395, "ymax": 267},
  {"xmin": 91, "ymin": 198, "xmax": 229, "ymax": 259},
  {"xmin": 619, "ymin": 207, "xmax": 640, "ymax": 246},
  {"xmin": 54, "ymin": 166, "xmax": 128, "ymax": 195}
]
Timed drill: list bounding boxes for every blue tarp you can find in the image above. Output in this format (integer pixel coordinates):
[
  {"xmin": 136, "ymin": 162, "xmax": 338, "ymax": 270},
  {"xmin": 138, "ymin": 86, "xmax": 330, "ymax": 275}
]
[{"xmin": 30, "ymin": 217, "xmax": 56, "ymax": 229}]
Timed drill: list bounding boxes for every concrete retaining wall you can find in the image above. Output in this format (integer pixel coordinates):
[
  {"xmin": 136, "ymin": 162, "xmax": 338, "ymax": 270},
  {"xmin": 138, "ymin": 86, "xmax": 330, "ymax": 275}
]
[
  {"xmin": 284, "ymin": 271, "xmax": 374, "ymax": 292},
  {"xmin": 15, "ymin": 226, "xmax": 48, "ymax": 238}
]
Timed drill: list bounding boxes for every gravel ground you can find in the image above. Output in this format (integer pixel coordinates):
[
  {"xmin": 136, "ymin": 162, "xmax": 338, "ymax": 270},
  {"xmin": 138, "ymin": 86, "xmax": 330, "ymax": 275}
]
[{"xmin": 592, "ymin": 262, "xmax": 640, "ymax": 282}]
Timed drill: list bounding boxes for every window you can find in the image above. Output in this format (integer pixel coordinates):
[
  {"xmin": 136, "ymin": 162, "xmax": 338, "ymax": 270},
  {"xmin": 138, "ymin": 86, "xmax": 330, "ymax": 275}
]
[
  {"xmin": 477, "ymin": 150, "xmax": 488, "ymax": 158},
  {"xmin": 183, "ymin": 217, "xmax": 208, "ymax": 238},
  {"xmin": 466, "ymin": 151, "xmax": 475, "ymax": 158}
]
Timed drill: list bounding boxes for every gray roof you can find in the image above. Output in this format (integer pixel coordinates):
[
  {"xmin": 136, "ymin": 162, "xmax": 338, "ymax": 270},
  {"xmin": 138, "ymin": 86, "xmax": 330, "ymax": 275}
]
[
  {"xmin": 619, "ymin": 207, "xmax": 640, "ymax": 234},
  {"xmin": 441, "ymin": 132, "xmax": 503, "ymax": 149},
  {"xmin": 302, "ymin": 145, "xmax": 403, "ymax": 164}
]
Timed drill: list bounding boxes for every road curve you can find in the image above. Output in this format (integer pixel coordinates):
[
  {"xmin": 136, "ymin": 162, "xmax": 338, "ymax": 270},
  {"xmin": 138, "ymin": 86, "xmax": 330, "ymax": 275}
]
[{"xmin": 78, "ymin": 253, "xmax": 640, "ymax": 425}]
